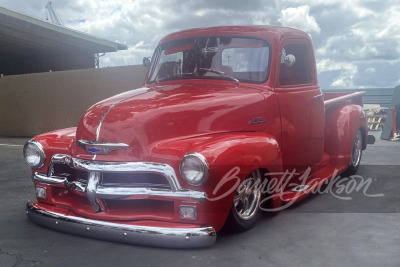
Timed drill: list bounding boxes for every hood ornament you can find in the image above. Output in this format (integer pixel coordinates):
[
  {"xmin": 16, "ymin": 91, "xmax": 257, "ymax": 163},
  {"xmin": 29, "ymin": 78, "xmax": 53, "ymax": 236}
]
[{"xmin": 77, "ymin": 140, "xmax": 129, "ymax": 155}]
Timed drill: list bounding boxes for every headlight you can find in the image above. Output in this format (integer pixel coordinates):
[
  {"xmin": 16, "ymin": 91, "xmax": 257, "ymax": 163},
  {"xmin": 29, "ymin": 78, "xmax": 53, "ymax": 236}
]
[
  {"xmin": 179, "ymin": 152, "xmax": 209, "ymax": 186},
  {"xmin": 23, "ymin": 140, "xmax": 46, "ymax": 168}
]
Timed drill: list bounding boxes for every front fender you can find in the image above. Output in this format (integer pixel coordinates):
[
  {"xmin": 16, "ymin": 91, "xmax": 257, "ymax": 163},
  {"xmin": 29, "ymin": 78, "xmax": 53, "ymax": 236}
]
[
  {"xmin": 150, "ymin": 132, "xmax": 282, "ymax": 231},
  {"xmin": 28, "ymin": 127, "xmax": 77, "ymax": 174}
]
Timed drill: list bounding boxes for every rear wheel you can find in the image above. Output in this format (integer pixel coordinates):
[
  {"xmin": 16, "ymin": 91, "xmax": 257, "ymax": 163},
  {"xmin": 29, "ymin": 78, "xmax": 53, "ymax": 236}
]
[
  {"xmin": 226, "ymin": 169, "xmax": 263, "ymax": 231},
  {"xmin": 343, "ymin": 129, "xmax": 363, "ymax": 176}
]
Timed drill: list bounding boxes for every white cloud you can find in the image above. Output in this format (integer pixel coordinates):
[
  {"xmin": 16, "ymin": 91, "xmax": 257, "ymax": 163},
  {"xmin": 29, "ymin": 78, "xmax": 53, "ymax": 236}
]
[
  {"xmin": 317, "ymin": 59, "xmax": 355, "ymax": 73},
  {"xmin": 364, "ymin": 67, "xmax": 376, "ymax": 74},
  {"xmin": 284, "ymin": 0, "xmax": 340, "ymax": 5},
  {"xmin": 351, "ymin": 6, "xmax": 400, "ymax": 41},
  {"xmin": 316, "ymin": 35, "xmax": 346, "ymax": 57},
  {"xmin": 316, "ymin": 59, "xmax": 358, "ymax": 88},
  {"xmin": 278, "ymin": 5, "xmax": 321, "ymax": 34},
  {"xmin": 284, "ymin": 0, "xmax": 376, "ymax": 18},
  {"xmin": 1, "ymin": 0, "xmax": 400, "ymax": 88},
  {"xmin": 331, "ymin": 67, "xmax": 357, "ymax": 88}
]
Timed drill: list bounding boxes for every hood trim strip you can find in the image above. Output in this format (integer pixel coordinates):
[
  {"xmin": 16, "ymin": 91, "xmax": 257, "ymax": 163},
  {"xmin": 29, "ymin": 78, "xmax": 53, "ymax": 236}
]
[{"xmin": 95, "ymin": 88, "xmax": 150, "ymax": 141}]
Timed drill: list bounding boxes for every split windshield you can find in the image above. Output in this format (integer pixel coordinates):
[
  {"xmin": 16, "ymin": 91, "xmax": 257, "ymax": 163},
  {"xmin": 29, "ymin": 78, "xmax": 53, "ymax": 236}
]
[{"xmin": 148, "ymin": 36, "xmax": 270, "ymax": 84}]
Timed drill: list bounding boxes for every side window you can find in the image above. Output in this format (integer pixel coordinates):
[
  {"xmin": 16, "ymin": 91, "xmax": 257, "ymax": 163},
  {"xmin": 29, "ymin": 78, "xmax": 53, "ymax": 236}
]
[{"xmin": 279, "ymin": 43, "xmax": 312, "ymax": 86}]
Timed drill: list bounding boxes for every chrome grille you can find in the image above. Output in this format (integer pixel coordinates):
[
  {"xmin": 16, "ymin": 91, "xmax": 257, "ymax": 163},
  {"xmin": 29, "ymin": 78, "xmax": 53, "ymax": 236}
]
[
  {"xmin": 101, "ymin": 172, "xmax": 170, "ymax": 189},
  {"xmin": 52, "ymin": 164, "xmax": 88, "ymax": 184},
  {"xmin": 52, "ymin": 163, "xmax": 171, "ymax": 190},
  {"xmin": 33, "ymin": 155, "xmax": 207, "ymax": 213}
]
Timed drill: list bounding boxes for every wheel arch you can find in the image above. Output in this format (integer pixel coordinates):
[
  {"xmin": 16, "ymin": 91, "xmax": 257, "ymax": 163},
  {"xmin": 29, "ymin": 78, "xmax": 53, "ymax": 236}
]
[{"xmin": 150, "ymin": 132, "xmax": 283, "ymax": 231}]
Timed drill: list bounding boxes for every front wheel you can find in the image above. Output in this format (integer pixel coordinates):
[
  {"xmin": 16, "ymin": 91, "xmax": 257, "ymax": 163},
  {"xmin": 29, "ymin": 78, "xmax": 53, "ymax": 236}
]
[
  {"xmin": 343, "ymin": 129, "xmax": 363, "ymax": 176},
  {"xmin": 226, "ymin": 169, "xmax": 263, "ymax": 231}
]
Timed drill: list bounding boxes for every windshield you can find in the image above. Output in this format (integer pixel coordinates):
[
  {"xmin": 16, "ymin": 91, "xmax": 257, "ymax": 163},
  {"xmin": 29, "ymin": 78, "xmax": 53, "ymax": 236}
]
[{"xmin": 147, "ymin": 36, "xmax": 270, "ymax": 84}]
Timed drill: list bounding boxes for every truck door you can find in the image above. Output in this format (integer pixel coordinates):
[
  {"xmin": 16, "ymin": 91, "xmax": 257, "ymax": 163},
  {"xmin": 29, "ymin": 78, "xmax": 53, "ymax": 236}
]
[{"xmin": 276, "ymin": 40, "xmax": 325, "ymax": 168}]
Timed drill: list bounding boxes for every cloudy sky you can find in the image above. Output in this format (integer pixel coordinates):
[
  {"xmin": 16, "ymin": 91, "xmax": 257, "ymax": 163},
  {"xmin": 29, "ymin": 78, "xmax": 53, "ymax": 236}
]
[{"xmin": 1, "ymin": 0, "xmax": 399, "ymax": 89}]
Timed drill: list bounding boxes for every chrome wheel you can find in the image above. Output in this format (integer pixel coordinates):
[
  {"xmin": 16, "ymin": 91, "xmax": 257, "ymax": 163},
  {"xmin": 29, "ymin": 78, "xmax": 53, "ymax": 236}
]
[
  {"xmin": 351, "ymin": 130, "xmax": 362, "ymax": 167},
  {"xmin": 232, "ymin": 170, "xmax": 262, "ymax": 221},
  {"xmin": 343, "ymin": 129, "xmax": 363, "ymax": 177}
]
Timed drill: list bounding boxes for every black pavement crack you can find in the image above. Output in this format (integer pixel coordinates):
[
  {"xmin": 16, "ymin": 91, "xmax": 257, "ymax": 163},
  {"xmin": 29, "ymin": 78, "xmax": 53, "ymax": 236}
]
[{"xmin": 0, "ymin": 247, "xmax": 42, "ymax": 267}]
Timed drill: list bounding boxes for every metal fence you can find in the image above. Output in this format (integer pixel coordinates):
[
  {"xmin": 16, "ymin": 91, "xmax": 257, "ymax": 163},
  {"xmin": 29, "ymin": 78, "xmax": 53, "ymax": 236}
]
[{"xmin": 0, "ymin": 65, "xmax": 148, "ymax": 137}]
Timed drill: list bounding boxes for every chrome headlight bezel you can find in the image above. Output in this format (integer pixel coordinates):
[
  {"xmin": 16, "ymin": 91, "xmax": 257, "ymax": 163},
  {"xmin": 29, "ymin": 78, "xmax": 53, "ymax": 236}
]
[
  {"xmin": 23, "ymin": 140, "xmax": 46, "ymax": 168},
  {"xmin": 179, "ymin": 152, "xmax": 209, "ymax": 186}
]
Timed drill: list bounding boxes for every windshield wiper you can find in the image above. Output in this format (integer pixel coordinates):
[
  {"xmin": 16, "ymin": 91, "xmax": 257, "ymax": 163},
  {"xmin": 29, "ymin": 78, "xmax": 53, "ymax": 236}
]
[
  {"xmin": 156, "ymin": 73, "xmax": 195, "ymax": 83},
  {"xmin": 199, "ymin": 68, "xmax": 240, "ymax": 84}
]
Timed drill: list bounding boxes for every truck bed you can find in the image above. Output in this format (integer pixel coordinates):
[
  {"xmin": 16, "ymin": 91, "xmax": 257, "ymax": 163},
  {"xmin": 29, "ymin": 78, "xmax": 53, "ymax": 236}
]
[{"xmin": 324, "ymin": 91, "xmax": 365, "ymax": 107}]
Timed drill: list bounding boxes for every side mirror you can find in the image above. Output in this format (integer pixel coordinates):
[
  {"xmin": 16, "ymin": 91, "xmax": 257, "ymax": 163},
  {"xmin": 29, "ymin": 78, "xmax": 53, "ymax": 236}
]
[
  {"xmin": 284, "ymin": 54, "xmax": 296, "ymax": 67},
  {"xmin": 143, "ymin": 57, "xmax": 151, "ymax": 67},
  {"xmin": 280, "ymin": 48, "xmax": 296, "ymax": 67}
]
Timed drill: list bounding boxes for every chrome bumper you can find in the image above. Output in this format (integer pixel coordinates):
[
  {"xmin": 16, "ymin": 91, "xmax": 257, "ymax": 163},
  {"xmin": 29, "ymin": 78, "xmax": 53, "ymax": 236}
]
[{"xmin": 26, "ymin": 202, "xmax": 216, "ymax": 248}]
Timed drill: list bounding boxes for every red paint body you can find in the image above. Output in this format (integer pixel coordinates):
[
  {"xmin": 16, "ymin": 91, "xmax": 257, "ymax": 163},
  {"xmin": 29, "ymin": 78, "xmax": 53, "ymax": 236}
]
[{"xmin": 28, "ymin": 26, "xmax": 367, "ymax": 234}]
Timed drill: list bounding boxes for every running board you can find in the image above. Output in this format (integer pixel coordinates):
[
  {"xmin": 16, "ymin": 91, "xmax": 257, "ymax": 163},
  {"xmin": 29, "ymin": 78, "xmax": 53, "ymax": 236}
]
[{"xmin": 280, "ymin": 165, "xmax": 347, "ymax": 203}]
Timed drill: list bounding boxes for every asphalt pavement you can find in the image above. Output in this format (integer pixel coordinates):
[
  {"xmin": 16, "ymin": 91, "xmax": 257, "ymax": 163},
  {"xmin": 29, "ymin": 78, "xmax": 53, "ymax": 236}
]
[{"xmin": 0, "ymin": 131, "xmax": 399, "ymax": 267}]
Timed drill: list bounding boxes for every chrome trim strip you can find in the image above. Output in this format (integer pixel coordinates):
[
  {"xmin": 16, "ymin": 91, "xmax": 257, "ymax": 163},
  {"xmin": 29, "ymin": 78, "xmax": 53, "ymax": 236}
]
[
  {"xmin": 313, "ymin": 93, "xmax": 324, "ymax": 99},
  {"xmin": 96, "ymin": 101, "xmax": 120, "ymax": 141},
  {"xmin": 33, "ymin": 173, "xmax": 87, "ymax": 193},
  {"xmin": 33, "ymin": 173, "xmax": 66, "ymax": 185},
  {"xmin": 26, "ymin": 202, "xmax": 216, "ymax": 248},
  {"xmin": 78, "ymin": 140, "xmax": 130, "ymax": 147},
  {"xmin": 96, "ymin": 186, "xmax": 207, "ymax": 200}
]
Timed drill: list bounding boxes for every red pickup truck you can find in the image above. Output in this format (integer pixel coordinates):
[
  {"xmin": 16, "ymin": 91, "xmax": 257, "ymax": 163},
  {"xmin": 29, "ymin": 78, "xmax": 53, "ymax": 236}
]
[{"xmin": 24, "ymin": 26, "xmax": 369, "ymax": 248}]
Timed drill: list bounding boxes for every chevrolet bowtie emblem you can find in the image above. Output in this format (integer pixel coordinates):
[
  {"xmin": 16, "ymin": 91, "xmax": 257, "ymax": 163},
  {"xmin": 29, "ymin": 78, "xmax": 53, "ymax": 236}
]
[{"xmin": 77, "ymin": 140, "xmax": 129, "ymax": 155}]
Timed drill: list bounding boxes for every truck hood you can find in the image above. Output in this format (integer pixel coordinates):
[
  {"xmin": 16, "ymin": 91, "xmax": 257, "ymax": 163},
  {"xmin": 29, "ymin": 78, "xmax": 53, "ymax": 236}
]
[{"xmin": 75, "ymin": 81, "xmax": 268, "ymax": 160}]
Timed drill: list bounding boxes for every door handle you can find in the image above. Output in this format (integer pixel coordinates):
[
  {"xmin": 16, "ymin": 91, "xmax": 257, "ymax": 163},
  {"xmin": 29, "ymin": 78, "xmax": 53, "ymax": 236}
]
[{"xmin": 313, "ymin": 93, "xmax": 324, "ymax": 99}]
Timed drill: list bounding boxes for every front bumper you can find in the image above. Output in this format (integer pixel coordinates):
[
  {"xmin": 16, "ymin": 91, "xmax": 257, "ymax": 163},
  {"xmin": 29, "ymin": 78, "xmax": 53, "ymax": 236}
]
[{"xmin": 26, "ymin": 202, "xmax": 216, "ymax": 248}]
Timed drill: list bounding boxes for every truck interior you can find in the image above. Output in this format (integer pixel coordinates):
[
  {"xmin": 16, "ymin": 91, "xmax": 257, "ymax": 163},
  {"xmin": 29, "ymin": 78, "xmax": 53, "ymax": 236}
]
[{"xmin": 279, "ymin": 43, "xmax": 312, "ymax": 86}]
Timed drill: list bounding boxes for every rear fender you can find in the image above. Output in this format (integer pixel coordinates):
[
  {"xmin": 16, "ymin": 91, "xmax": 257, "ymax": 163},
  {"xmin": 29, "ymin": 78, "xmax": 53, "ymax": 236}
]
[{"xmin": 325, "ymin": 104, "xmax": 367, "ymax": 166}]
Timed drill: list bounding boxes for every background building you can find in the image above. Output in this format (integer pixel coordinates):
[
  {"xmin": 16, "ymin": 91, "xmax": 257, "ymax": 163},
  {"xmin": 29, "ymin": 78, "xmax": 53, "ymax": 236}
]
[{"xmin": 0, "ymin": 6, "xmax": 127, "ymax": 75}]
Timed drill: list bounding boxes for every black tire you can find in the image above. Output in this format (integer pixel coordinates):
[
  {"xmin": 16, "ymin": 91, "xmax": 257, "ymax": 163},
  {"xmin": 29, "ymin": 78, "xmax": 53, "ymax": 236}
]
[
  {"xmin": 226, "ymin": 169, "xmax": 263, "ymax": 231},
  {"xmin": 343, "ymin": 129, "xmax": 363, "ymax": 177}
]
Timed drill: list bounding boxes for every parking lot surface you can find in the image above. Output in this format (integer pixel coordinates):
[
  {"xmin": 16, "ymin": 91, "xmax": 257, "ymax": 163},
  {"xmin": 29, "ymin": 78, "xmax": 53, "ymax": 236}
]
[{"xmin": 0, "ymin": 132, "xmax": 399, "ymax": 267}]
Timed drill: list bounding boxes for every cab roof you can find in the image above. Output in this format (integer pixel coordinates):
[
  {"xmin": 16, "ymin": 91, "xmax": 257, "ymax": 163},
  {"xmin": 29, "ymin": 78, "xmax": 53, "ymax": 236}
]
[{"xmin": 159, "ymin": 25, "xmax": 310, "ymax": 44}]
